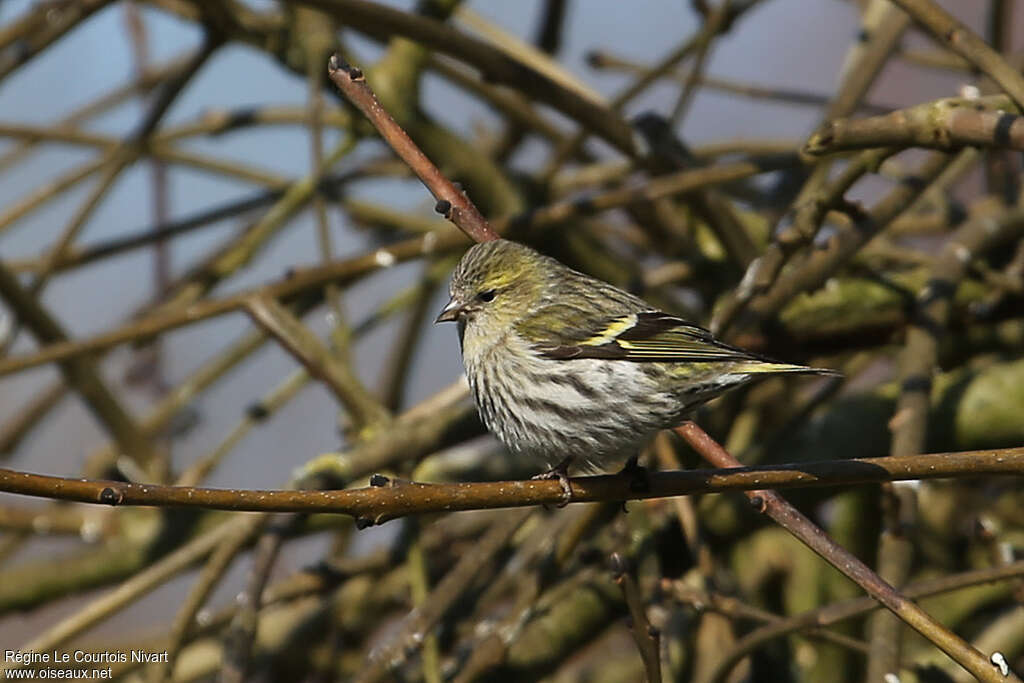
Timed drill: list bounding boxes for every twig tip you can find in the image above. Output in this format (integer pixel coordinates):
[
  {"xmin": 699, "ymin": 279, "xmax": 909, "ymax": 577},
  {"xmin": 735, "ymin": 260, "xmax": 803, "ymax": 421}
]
[{"xmin": 327, "ymin": 53, "xmax": 364, "ymax": 81}]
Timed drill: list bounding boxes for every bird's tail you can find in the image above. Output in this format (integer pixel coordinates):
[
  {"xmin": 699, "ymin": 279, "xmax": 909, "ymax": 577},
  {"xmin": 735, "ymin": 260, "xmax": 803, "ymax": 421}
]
[{"xmin": 737, "ymin": 362, "xmax": 842, "ymax": 377}]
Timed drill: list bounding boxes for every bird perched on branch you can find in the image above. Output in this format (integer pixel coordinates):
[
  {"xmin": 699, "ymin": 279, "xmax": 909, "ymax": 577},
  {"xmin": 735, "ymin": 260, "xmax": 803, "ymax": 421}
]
[{"xmin": 436, "ymin": 239, "xmax": 836, "ymax": 498}]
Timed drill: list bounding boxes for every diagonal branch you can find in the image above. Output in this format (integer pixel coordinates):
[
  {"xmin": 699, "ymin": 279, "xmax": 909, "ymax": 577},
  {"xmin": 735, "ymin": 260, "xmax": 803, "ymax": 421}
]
[
  {"xmin": 673, "ymin": 423, "xmax": 1017, "ymax": 683},
  {"xmin": 890, "ymin": 0, "xmax": 1024, "ymax": 111},
  {"xmin": 245, "ymin": 294, "xmax": 390, "ymax": 432},
  {"xmin": 327, "ymin": 55, "xmax": 498, "ymax": 243},
  {"xmin": 0, "ymin": 262, "xmax": 160, "ymax": 471}
]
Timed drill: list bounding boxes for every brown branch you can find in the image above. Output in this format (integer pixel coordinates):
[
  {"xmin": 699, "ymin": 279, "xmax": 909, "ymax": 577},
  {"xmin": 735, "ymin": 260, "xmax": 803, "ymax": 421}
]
[
  {"xmin": 303, "ymin": 0, "xmax": 633, "ymax": 151},
  {"xmin": 542, "ymin": 2, "xmax": 758, "ymax": 179},
  {"xmin": 668, "ymin": 1, "xmax": 731, "ymax": 125},
  {"xmin": 825, "ymin": 3, "xmax": 912, "ymax": 122},
  {"xmin": 219, "ymin": 514, "xmax": 299, "ymax": 683},
  {"xmin": 327, "ymin": 55, "xmax": 498, "ymax": 243},
  {"xmin": 355, "ymin": 510, "xmax": 531, "ymax": 683},
  {"xmin": 712, "ymin": 147, "xmax": 894, "ymax": 333},
  {"xmin": 701, "ymin": 559, "xmax": 1024, "ymax": 682},
  {"xmin": 868, "ymin": 196, "xmax": 1024, "ymax": 677},
  {"xmin": 892, "ymin": 200, "xmax": 1024, "ymax": 463},
  {"xmin": 14, "ymin": 516, "xmax": 254, "ymax": 658},
  {"xmin": 0, "ymin": 229, "xmax": 468, "ymax": 377},
  {"xmin": 0, "ymin": 51, "xmax": 194, "ymax": 173},
  {"xmin": 667, "ymin": 584, "xmax": 870, "ymax": 657},
  {"xmin": 865, "ymin": 506, "xmax": 915, "ymax": 682},
  {"xmin": 806, "ymin": 95, "xmax": 1024, "ymax": 154},
  {"xmin": 585, "ymin": 49, "xmax": 894, "ymax": 115},
  {"xmin": 673, "ymin": 423, "xmax": 1017, "ymax": 683},
  {"xmin": 0, "ymin": 381, "xmax": 66, "ymax": 456},
  {"xmin": 508, "ymin": 158, "xmax": 792, "ymax": 236},
  {"xmin": 0, "ymin": 154, "xmax": 791, "ymax": 379},
  {"xmin": 0, "ymin": 0, "xmax": 115, "ymax": 79},
  {"xmin": 156, "ymin": 515, "xmax": 267, "ymax": 683},
  {"xmin": 0, "ymin": 262, "xmax": 160, "ymax": 471},
  {"xmin": 744, "ymin": 151, "xmax": 954, "ymax": 324},
  {"xmin": 405, "ymin": 518, "xmax": 442, "ymax": 683},
  {"xmin": 611, "ymin": 552, "xmax": 663, "ymax": 683},
  {"xmin": 175, "ymin": 367, "xmax": 310, "ymax": 488},
  {"xmin": 0, "ymin": 153, "xmax": 107, "ymax": 235},
  {"xmin": 448, "ymin": 503, "xmax": 614, "ymax": 682},
  {"xmin": 709, "ymin": 2, "xmax": 913, "ymax": 334},
  {"xmin": 7, "ymin": 171, "xmax": 369, "ymax": 277},
  {"xmin": 0, "ymin": 447, "xmax": 1019, "ymax": 519},
  {"xmin": 244, "ymin": 295, "xmax": 390, "ymax": 432},
  {"xmin": 0, "ymin": 503, "xmax": 87, "ymax": 536},
  {"xmin": 889, "ymin": 0, "xmax": 1024, "ymax": 111}
]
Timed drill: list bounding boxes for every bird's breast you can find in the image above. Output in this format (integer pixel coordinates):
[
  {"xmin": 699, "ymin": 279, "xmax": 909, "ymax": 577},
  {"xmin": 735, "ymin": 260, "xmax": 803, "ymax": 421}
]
[{"xmin": 462, "ymin": 335, "xmax": 680, "ymax": 470}]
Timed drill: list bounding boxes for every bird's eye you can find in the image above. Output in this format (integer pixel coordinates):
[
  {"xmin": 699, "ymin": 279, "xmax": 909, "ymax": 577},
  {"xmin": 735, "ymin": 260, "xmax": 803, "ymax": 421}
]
[{"xmin": 477, "ymin": 289, "xmax": 496, "ymax": 303}]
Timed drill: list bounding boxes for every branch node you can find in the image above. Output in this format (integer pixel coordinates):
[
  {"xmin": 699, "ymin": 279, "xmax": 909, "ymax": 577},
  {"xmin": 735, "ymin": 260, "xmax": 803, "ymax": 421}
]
[
  {"xmin": 369, "ymin": 473, "xmax": 389, "ymax": 487},
  {"xmin": 98, "ymin": 486, "xmax": 124, "ymax": 506},
  {"xmin": 608, "ymin": 551, "xmax": 629, "ymax": 578},
  {"xmin": 245, "ymin": 403, "xmax": 269, "ymax": 421},
  {"xmin": 990, "ymin": 652, "xmax": 1009, "ymax": 677},
  {"xmin": 327, "ymin": 54, "xmax": 363, "ymax": 80}
]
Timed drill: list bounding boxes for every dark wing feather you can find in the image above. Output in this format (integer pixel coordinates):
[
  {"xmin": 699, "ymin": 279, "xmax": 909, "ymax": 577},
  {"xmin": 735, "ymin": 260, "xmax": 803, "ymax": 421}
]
[{"xmin": 534, "ymin": 311, "xmax": 765, "ymax": 363}]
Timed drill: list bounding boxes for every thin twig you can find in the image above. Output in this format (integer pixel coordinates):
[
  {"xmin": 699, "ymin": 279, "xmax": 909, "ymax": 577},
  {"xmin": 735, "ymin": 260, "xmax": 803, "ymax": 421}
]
[
  {"xmin": 327, "ymin": 55, "xmax": 498, "ymax": 243},
  {"xmin": 355, "ymin": 510, "xmax": 532, "ymax": 683},
  {"xmin": 611, "ymin": 552, "xmax": 663, "ymax": 683},
  {"xmin": 890, "ymin": 0, "xmax": 1024, "ymax": 110},
  {"xmin": 0, "ymin": 228, "xmax": 468, "ymax": 377},
  {"xmin": 700, "ymin": 559, "xmax": 1024, "ymax": 682},
  {"xmin": 673, "ymin": 423, "xmax": 1017, "ymax": 683},
  {"xmin": 244, "ymin": 295, "xmax": 389, "ymax": 432}
]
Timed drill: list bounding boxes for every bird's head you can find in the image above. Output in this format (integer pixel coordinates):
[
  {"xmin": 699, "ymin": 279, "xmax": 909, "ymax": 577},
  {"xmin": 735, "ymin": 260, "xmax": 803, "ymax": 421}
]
[{"xmin": 436, "ymin": 240, "xmax": 551, "ymax": 340}]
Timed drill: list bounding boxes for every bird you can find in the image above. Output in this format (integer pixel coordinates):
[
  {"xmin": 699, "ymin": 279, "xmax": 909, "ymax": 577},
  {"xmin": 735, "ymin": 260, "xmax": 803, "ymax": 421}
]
[{"xmin": 436, "ymin": 239, "xmax": 837, "ymax": 497}]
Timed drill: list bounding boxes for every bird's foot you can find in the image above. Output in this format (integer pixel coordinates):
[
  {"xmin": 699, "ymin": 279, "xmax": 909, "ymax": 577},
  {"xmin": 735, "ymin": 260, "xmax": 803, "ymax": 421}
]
[{"xmin": 532, "ymin": 456, "xmax": 574, "ymax": 507}]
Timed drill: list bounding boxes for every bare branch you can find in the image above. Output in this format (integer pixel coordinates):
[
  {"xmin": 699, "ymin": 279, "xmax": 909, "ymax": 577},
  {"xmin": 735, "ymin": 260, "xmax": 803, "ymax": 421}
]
[{"xmin": 0, "ymin": 447, "xmax": 1019, "ymax": 519}]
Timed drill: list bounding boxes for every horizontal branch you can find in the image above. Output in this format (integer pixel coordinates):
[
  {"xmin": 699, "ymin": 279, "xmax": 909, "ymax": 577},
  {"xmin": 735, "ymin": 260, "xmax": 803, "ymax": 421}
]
[
  {"xmin": 0, "ymin": 229, "xmax": 468, "ymax": 377},
  {"xmin": 0, "ymin": 446, "xmax": 1020, "ymax": 523},
  {"xmin": 806, "ymin": 95, "xmax": 1024, "ymax": 154}
]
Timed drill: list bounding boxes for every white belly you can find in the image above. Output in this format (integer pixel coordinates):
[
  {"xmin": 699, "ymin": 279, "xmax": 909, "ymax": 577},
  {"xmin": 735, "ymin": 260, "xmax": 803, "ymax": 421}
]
[{"xmin": 465, "ymin": 340, "xmax": 683, "ymax": 472}]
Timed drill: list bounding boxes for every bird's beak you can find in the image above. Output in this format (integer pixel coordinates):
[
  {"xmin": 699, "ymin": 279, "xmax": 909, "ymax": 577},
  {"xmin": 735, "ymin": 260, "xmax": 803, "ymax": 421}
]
[{"xmin": 435, "ymin": 298, "xmax": 462, "ymax": 324}]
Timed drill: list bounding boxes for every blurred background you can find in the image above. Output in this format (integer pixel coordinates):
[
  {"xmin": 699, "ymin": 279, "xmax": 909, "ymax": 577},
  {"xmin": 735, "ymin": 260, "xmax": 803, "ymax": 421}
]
[{"xmin": 1, "ymin": 1, "xmax": 1022, "ymax": 681}]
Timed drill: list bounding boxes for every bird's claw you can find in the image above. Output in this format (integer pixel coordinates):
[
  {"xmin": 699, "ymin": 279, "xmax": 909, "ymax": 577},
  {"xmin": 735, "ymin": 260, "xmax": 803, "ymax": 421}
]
[{"xmin": 533, "ymin": 456, "xmax": 574, "ymax": 507}]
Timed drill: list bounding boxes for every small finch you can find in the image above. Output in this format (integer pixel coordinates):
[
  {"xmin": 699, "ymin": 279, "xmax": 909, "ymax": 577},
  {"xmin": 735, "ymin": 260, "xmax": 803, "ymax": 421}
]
[{"xmin": 436, "ymin": 239, "xmax": 836, "ymax": 485}]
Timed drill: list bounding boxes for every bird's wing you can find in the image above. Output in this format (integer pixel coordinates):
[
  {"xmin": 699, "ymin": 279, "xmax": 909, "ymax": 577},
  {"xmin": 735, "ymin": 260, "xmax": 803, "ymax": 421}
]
[{"xmin": 531, "ymin": 310, "xmax": 765, "ymax": 363}]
